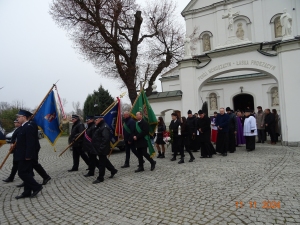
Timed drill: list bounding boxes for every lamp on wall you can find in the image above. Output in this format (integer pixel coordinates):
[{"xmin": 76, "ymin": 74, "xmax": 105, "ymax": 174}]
[{"xmin": 240, "ymin": 86, "xmax": 243, "ymax": 93}]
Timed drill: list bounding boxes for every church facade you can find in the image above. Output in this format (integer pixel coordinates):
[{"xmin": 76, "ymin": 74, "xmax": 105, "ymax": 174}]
[{"xmin": 148, "ymin": 0, "xmax": 300, "ymax": 146}]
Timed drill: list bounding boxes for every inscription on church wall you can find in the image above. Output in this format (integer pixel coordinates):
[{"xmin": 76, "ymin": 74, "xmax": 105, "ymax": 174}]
[{"xmin": 197, "ymin": 60, "xmax": 276, "ymax": 80}]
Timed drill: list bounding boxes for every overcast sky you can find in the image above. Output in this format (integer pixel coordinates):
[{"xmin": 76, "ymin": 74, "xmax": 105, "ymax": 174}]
[{"xmin": 0, "ymin": 0, "xmax": 188, "ymax": 113}]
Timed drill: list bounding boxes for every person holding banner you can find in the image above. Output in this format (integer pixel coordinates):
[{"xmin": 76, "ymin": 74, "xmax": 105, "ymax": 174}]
[
  {"xmin": 133, "ymin": 112, "xmax": 156, "ymax": 172},
  {"xmin": 91, "ymin": 115, "xmax": 118, "ymax": 184},
  {"xmin": 68, "ymin": 115, "xmax": 90, "ymax": 172},
  {"xmin": 14, "ymin": 110, "xmax": 43, "ymax": 199},
  {"xmin": 121, "ymin": 111, "xmax": 139, "ymax": 168}
]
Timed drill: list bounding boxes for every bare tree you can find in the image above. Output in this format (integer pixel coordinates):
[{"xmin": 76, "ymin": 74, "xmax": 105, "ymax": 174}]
[
  {"xmin": 72, "ymin": 101, "xmax": 82, "ymax": 116},
  {"xmin": 121, "ymin": 102, "xmax": 132, "ymax": 113},
  {"xmin": 61, "ymin": 98, "xmax": 68, "ymax": 108},
  {"xmin": 50, "ymin": 0, "xmax": 184, "ymax": 104}
]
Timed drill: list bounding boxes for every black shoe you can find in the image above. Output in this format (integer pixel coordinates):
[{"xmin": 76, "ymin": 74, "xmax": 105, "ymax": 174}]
[
  {"xmin": 151, "ymin": 161, "xmax": 156, "ymax": 171},
  {"xmin": 68, "ymin": 169, "xmax": 78, "ymax": 172},
  {"xmin": 189, "ymin": 157, "xmax": 195, "ymax": 162},
  {"xmin": 16, "ymin": 182, "xmax": 24, "ymax": 188},
  {"xmin": 192, "ymin": 150, "xmax": 198, "ymax": 152},
  {"xmin": 15, "ymin": 194, "xmax": 30, "ymax": 200},
  {"xmin": 200, "ymin": 156, "xmax": 207, "ymax": 158},
  {"xmin": 3, "ymin": 178, "xmax": 13, "ymax": 183},
  {"xmin": 256, "ymin": 141, "xmax": 261, "ymax": 143},
  {"xmin": 30, "ymin": 186, "xmax": 43, "ymax": 198},
  {"xmin": 157, "ymin": 152, "xmax": 162, "ymax": 158},
  {"xmin": 42, "ymin": 176, "xmax": 51, "ymax": 185},
  {"xmin": 178, "ymin": 159, "xmax": 184, "ymax": 164},
  {"xmin": 222, "ymin": 153, "xmax": 227, "ymax": 156},
  {"xmin": 135, "ymin": 167, "xmax": 144, "ymax": 173},
  {"xmin": 262, "ymin": 142, "xmax": 264, "ymax": 144},
  {"xmin": 83, "ymin": 173, "xmax": 94, "ymax": 177},
  {"xmin": 109, "ymin": 170, "xmax": 118, "ymax": 178},
  {"xmin": 208, "ymin": 155, "xmax": 212, "ymax": 158},
  {"xmin": 170, "ymin": 157, "xmax": 176, "ymax": 161},
  {"xmin": 161, "ymin": 154, "xmax": 165, "ymax": 158},
  {"xmin": 92, "ymin": 179, "xmax": 104, "ymax": 184},
  {"xmin": 121, "ymin": 164, "xmax": 129, "ymax": 168}
]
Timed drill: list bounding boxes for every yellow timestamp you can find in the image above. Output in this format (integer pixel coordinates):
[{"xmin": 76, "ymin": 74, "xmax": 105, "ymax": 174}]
[{"xmin": 235, "ymin": 201, "xmax": 281, "ymax": 209}]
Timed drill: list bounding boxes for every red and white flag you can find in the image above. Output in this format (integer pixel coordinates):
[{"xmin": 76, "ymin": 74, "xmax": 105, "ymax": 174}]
[{"xmin": 115, "ymin": 97, "xmax": 123, "ymax": 137}]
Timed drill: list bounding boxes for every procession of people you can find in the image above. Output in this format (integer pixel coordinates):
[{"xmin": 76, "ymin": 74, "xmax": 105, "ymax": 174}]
[{"xmin": 1, "ymin": 104, "xmax": 281, "ymax": 199}]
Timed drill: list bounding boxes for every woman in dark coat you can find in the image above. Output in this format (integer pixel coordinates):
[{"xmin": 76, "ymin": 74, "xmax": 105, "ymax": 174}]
[{"xmin": 155, "ymin": 117, "xmax": 166, "ymax": 158}]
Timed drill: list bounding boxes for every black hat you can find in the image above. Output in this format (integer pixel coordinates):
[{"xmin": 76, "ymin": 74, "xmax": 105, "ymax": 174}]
[
  {"xmin": 171, "ymin": 112, "xmax": 178, "ymax": 117},
  {"xmin": 245, "ymin": 109, "xmax": 253, "ymax": 113},
  {"xmin": 226, "ymin": 107, "xmax": 231, "ymax": 111},
  {"xmin": 16, "ymin": 109, "xmax": 33, "ymax": 117},
  {"xmin": 187, "ymin": 110, "xmax": 192, "ymax": 114},
  {"xmin": 257, "ymin": 106, "xmax": 262, "ymax": 109},
  {"xmin": 94, "ymin": 114, "xmax": 104, "ymax": 119},
  {"xmin": 72, "ymin": 114, "xmax": 79, "ymax": 119},
  {"xmin": 86, "ymin": 115, "xmax": 94, "ymax": 121},
  {"xmin": 198, "ymin": 110, "xmax": 204, "ymax": 114}
]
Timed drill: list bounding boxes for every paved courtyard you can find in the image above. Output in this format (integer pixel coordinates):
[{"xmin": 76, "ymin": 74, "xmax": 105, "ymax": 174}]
[{"xmin": 0, "ymin": 137, "xmax": 300, "ymax": 225}]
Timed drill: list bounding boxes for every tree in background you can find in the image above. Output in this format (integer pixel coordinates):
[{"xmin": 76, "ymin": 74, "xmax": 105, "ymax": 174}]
[
  {"xmin": 50, "ymin": 0, "xmax": 184, "ymax": 104},
  {"xmin": 0, "ymin": 106, "xmax": 20, "ymax": 132},
  {"xmin": 83, "ymin": 85, "xmax": 114, "ymax": 118}
]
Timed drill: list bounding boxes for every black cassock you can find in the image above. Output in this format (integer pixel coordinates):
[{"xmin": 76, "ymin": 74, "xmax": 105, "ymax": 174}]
[
  {"xmin": 197, "ymin": 116, "xmax": 213, "ymax": 157},
  {"xmin": 169, "ymin": 119, "xmax": 181, "ymax": 156}
]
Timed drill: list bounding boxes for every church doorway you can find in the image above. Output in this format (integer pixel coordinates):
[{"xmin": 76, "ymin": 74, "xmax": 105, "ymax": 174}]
[{"xmin": 233, "ymin": 94, "xmax": 254, "ymax": 112}]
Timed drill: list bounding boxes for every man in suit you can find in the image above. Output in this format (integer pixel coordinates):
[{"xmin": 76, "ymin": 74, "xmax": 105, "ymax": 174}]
[
  {"xmin": 133, "ymin": 111, "xmax": 156, "ymax": 172},
  {"xmin": 14, "ymin": 109, "xmax": 43, "ymax": 199},
  {"xmin": 121, "ymin": 111, "xmax": 139, "ymax": 168}
]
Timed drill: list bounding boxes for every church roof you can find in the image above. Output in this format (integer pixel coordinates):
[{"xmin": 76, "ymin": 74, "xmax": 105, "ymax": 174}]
[{"xmin": 148, "ymin": 90, "xmax": 182, "ymax": 100}]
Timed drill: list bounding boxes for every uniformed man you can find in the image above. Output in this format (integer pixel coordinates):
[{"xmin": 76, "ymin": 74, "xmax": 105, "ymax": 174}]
[
  {"xmin": 68, "ymin": 115, "xmax": 90, "ymax": 172},
  {"xmin": 133, "ymin": 111, "xmax": 156, "ymax": 172},
  {"xmin": 121, "ymin": 111, "xmax": 139, "ymax": 168},
  {"xmin": 14, "ymin": 109, "xmax": 43, "ymax": 199},
  {"xmin": 83, "ymin": 115, "xmax": 97, "ymax": 177},
  {"xmin": 91, "ymin": 115, "xmax": 118, "ymax": 184},
  {"xmin": 2, "ymin": 119, "xmax": 21, "ymax": 183}
]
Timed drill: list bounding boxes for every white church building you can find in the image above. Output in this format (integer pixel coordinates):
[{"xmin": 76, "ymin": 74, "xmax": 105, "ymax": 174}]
[{"xmin": 148, "ymin": 0, "xmax": 300, "ymax": 146}]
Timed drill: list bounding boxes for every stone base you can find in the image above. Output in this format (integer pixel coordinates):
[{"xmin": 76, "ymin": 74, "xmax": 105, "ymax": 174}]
[
  {"xmin": 282, "ymin": 141, "xmax": 300, "ymax": 147},
  {"xmin": 216, "ymin": 36, "xmax": 251, "ymax": 49},
  {"xmin": 282, "ymin": 35, "xmax": 294, "ymax": 41}
]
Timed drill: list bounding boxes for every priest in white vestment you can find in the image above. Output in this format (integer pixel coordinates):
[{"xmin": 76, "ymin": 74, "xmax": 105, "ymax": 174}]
[{"xmin": 243, "ymin": 110, "xmax": 257, "ymax": 151}]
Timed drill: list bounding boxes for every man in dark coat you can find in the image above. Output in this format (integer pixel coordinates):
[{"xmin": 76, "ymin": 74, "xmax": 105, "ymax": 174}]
[
  {"xmin": 186, "ymin": 110, "xmax": 197, "ymax": 152},
  {"xmin": 215, "ymin": 108, "xmax": 230, "ymax": 156},
  {"xmin": 91, "ymin": 115, "xmax": 118, "ymax": 184},
  {"xmin": 14, "ymin": 109, "xmax": 43, "ymax": 199},
  {"xmin": 133, "ymin": 111, "xmax": 156, "ymax": 172},
  {"xmin": 264, "ymin": 109, "xmax": 276, "ymax": 144},
  {"xmin": 169, "ymin": 112, "xmax": 181, "ymax": 161},
  {"xmin": 82, "ymin": 116, "xmax": 97, "ymax": 177},
  {"xmin": 68, "ymin": 115, "xmax": 90, "ymax": 172},
  {"xmin": 121, "ymin": 111, "xmax": 139, "ymax": 168},
  {"xmin": 197, "ymin": 110, "xmax": 213, "ymax": 158},
  {"xmin": 226, "ymin": 107, "xmax": 237, "ymax": 153}
]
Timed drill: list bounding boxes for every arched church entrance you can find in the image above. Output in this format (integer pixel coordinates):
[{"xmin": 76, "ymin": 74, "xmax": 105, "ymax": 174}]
[{"xmin": 233, "ymin": 94, "xmax": 254, "ymax": 112}]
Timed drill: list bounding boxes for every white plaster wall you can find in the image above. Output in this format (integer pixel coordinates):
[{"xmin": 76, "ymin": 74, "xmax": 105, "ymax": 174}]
[{"xmin": 161, "ymin": 79, "xmax": 181, "ymax": 92}]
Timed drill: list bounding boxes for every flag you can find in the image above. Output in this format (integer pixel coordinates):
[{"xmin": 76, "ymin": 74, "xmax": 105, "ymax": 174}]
[
  {"xmin": 115, "ymin": 97, "xmax": 123, "ymax": 137},
  {"xmin": 103, "ymin": 101, "xmax": 121, "ymax": 148},
  {"xmin": 0, "ymin": 130, "xmax": 6, "ymax": 148},
  {"xmin": 33, "ymin": 90, "xmax": 62, "ymax": 146},
  {"xmin": 55, "ymin": 85, "xmax": 66, "ymax": 120},
  {"xmin": 130, "ymin": 89, "xmax": 158, "ymax": 157}
]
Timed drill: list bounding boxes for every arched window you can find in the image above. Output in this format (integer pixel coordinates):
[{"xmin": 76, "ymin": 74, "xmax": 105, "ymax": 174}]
[
  {"xmin": 270, "ymin": 14, "xmax": 283, "ymax": 40},
  {"xmin": 199, "ymin": 31, "xmax": 213, "ymax": 53},
  {"xmin": 233, "ymin": 15, "xmax": 252, "ymax": 41}
]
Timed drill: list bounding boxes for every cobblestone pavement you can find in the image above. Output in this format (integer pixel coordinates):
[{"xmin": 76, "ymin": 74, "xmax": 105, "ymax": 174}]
[{"xmin": 0, "ymin": 137, "xmax": 300, "ymax": 225}]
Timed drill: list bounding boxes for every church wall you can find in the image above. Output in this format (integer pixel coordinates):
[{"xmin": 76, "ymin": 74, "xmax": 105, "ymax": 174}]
[{"xmin": 161, "ymin": 79, "xmax": 181, "ymax": 92}]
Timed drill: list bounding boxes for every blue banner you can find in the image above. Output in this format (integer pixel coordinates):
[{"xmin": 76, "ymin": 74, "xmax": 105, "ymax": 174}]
[
  {"xmin": 33, "ymin": 91, "xmax": 62, "ymax": 146},
  {"xmin": 103, "ymin": 102, "xmax": 120, "ymax": 148},
  {"xmin": 0, "ymin": 130, "xmax": 6, "ymax": 148}
]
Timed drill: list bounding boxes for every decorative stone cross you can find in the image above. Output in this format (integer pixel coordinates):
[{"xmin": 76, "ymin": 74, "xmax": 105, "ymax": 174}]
[{"xmin": 222, "ymin": 5, "xmax": 239, "ymax": 37}]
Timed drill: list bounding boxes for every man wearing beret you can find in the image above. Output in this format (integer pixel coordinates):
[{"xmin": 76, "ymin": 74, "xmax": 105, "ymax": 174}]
[
  {"xmin": 68, "ymin": 115, "xmax": 90, "ymax": 172},
  {"xmin": 91, "ymin": 115, "xmax": 118, "ymax": 183},
  {"xmin": 14, "ymin": 109, "xmax": 43, "ymax": 199}
]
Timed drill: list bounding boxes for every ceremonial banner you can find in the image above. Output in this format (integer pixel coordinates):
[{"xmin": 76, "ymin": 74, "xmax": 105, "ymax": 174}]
[
  {"xmin": 115, "ymin": 97, "xmax": 123, "ymax": 137},
  {"xmin": 103, "ymin": 102, "xmax": 121, "ymax": 148},
  {"xmin": 33, "ymin": 90, "xmax": 62, "ymax": 146},
  {"xmin": 131, "ymin": 89, "xmax": 157, "ymax": 157}
]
